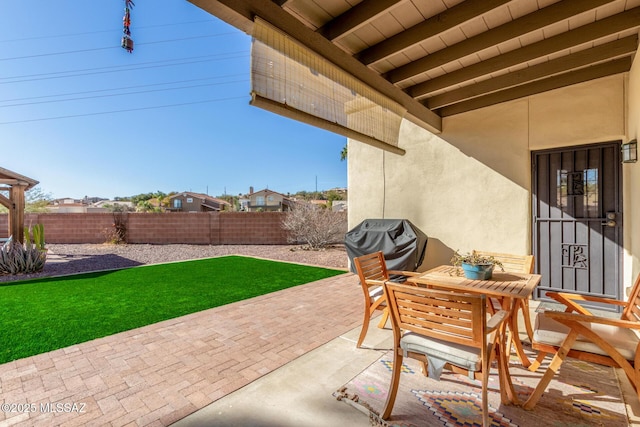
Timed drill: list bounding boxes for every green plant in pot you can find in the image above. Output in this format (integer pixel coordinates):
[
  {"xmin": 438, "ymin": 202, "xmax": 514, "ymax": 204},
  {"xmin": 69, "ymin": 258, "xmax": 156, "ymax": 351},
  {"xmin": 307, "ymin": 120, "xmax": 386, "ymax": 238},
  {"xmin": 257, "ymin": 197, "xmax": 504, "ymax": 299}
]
[{"xmin": 451, "ymin": 250, "xmax": 504, "ymax": 280}]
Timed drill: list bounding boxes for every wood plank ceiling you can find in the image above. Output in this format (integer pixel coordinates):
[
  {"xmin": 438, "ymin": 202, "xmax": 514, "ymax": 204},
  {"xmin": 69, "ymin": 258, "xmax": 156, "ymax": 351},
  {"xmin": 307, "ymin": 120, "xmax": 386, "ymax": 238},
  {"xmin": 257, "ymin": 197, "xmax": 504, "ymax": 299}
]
[{"xmin": 189, "ymin": 0, "xmax": 640, "ymax": 134}]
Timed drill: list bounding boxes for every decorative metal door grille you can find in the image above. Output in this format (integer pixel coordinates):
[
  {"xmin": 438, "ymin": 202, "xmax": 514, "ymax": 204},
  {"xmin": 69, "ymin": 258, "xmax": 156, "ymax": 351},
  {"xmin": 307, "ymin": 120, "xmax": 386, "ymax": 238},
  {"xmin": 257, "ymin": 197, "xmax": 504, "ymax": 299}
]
[
  {"xmin": 561, "ymin": 244, "xmax": 588, "ymax": 269},
  {"xmin": 532, "ymin": 142, "xmax": 622, "ymax": 308}
]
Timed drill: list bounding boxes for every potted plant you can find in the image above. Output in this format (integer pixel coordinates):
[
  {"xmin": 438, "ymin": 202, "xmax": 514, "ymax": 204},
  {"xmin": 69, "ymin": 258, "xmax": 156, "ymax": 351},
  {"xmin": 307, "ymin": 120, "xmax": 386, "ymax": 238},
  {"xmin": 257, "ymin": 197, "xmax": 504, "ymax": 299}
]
[{"xmin": 451, "ymin": 250, "xmax": 504, "ymax": 280}]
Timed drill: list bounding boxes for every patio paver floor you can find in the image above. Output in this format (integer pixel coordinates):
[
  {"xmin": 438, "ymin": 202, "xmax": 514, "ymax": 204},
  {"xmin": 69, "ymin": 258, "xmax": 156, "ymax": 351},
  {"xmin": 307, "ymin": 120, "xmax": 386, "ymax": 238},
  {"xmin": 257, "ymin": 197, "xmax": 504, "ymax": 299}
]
[{"xmin": 0, "ymin": 273, "xmax": 362, "ymax": 426}]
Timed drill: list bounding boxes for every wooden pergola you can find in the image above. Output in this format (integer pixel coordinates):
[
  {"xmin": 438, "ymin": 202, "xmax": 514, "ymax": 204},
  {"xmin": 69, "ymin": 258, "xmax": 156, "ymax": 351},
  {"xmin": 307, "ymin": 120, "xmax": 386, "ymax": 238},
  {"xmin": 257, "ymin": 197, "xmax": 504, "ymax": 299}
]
[{"xmin": 0, "ymin": 167, "xmax": 38, "ymax": 244}]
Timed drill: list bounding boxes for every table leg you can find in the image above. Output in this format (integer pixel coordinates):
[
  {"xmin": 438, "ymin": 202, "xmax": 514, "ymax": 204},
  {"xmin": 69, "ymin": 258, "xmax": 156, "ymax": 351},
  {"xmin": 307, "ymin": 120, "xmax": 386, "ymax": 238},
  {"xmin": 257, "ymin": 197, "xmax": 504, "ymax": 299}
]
[
  {"xmin": 509, "ymin": 318, "xmax": 531, "ymax": 368},
  {"xmin": 501, "ymin": 297, "xmax": 531, "ymax": 368},
  {"xmin": 496, "ymin": 320, "xmax": 519, "ymax": 406}
]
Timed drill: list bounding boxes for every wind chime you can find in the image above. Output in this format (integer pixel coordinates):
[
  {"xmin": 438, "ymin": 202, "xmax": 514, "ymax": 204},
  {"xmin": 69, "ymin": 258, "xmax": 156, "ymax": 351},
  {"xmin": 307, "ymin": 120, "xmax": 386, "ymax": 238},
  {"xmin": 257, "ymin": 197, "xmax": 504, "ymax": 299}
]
[{"xmin": 121, "ymin": 0, "xmax": 134, "ymax": 53}]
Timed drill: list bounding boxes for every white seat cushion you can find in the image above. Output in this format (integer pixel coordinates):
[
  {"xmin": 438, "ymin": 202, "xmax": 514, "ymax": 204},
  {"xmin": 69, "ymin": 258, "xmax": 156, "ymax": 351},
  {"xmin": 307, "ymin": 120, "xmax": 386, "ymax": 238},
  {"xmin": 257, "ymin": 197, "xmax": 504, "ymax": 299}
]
[
  {"xmin": 534, "ymin": 312, "xmax": 639, "ymax": 360},
  {"xmin": 369, "ymin": 286, "xmax": 383, "ymax": 299},
  {"xmin": 400, "ymin": 331, "xmax": 484, "ymax": 372}
]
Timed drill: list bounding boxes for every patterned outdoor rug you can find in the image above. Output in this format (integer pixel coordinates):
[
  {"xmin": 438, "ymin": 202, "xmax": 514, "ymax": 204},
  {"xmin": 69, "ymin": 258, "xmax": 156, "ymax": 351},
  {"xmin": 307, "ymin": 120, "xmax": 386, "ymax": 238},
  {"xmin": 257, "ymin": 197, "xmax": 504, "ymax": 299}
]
[{"xmin": 334, "ymin": 348, "xmax": 629, "ymax": 426}]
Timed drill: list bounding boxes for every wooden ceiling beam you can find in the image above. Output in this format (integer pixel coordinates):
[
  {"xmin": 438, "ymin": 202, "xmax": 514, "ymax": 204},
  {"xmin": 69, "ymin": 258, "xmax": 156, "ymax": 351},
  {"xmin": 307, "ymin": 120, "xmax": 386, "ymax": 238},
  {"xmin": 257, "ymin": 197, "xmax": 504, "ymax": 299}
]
[
  {"xmin": 409, "ymin": 6, "xmax": 640, "ymax": 98},
  {"xmin": 426, "ymin": 36, "xmax": 638, "ymax": 109},
  {"xmin": 437, "ymin": 57, "xmax": 632, "ymax": 117},
  {"xmin": 386, "ymin": 0, "xmax": 618, "ymax": 84},
  {"xmin": 189, "ymin": 0, "xmax": 442, "ymax": 132},
  {"xmin": 318, "ymin": 0, "xmax": 404, "ymax": 42},
  {"xmin": 357, "ymin": 0, "xmax": 511, "ymax": 66}
]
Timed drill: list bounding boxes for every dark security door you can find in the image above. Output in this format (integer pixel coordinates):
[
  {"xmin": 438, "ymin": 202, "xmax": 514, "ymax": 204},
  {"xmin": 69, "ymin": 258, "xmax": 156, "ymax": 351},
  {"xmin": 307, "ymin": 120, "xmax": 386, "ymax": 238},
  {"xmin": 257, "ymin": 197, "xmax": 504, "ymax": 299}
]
[{"xmin": 532, "ymin": 142, "xmax": 622, "ymax": 308}]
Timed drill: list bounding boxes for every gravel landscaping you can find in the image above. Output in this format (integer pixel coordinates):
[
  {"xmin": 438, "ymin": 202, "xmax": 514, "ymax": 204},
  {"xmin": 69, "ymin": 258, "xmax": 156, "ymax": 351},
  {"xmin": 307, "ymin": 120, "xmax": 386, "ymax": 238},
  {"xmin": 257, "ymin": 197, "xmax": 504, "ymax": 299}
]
[{"xmin": 0, "ymin": 244, "xmax": 350, "ymax": 283}]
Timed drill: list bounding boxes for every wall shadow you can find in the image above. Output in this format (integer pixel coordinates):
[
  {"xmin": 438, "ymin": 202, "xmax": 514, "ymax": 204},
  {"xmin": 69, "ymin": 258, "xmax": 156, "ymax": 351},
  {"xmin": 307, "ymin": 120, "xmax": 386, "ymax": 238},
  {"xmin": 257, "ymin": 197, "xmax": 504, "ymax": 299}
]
[{"xmin": 0, "ymin": 254, "xmax": 143, "ymax": 286}]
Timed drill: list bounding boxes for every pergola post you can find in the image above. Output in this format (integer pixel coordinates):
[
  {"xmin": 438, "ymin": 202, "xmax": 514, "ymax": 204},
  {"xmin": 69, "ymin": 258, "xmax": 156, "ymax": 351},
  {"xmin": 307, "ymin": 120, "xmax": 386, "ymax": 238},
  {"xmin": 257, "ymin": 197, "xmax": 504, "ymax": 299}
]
[
  {"xmin": 9, "ymin": 185, "xmax": 27, "ymax": 244},
  {"xmin": 0, "ymin": 167, "xmax": 39, "ymax": 245}
]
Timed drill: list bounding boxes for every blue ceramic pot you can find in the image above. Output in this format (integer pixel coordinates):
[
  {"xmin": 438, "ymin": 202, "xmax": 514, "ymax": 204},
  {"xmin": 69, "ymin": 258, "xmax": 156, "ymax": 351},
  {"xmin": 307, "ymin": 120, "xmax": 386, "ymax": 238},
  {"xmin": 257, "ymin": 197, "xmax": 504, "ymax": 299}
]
[{"xmin": 461, "ymin": 262, "xmax": 494, "ymax": 280}]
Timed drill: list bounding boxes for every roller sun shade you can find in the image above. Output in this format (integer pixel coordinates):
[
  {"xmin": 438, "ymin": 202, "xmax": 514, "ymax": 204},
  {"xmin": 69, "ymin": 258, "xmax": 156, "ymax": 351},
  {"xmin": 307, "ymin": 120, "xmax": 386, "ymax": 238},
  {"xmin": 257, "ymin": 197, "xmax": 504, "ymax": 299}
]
[{"xmin": 251, "ymin": 17, "xmax": 406, "ymax": 155}]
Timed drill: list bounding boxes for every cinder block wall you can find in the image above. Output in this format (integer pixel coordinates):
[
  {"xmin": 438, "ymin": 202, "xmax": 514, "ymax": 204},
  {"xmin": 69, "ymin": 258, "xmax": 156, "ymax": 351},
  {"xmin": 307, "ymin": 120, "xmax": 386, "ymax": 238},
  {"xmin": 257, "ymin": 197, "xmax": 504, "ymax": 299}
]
[
  {"xmin": 1, "ymin": 212, "xmax": 289, "ymax": 245},
  {"xmin": 127, "ymin": 213, "xmax": 212, "ymax": 244},
  {"xmin": 219, "ymin": 212, "xmax": 288, "ymax": 244}
]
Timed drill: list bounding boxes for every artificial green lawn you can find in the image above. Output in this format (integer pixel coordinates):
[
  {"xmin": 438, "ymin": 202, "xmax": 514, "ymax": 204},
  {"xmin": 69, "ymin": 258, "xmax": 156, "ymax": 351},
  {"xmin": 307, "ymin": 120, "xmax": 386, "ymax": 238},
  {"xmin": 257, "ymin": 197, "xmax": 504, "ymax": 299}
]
[{"xmin": 0, "ymin": 255, "xmax": 344, "ymax": 364}]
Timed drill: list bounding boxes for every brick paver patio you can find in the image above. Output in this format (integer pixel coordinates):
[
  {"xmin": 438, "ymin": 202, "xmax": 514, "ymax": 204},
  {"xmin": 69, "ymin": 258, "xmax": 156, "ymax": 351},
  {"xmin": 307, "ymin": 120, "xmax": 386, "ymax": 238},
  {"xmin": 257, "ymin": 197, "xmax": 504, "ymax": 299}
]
[{"xmin": 0, "ymin": 273, "xmax": 361, "ymax": 426}]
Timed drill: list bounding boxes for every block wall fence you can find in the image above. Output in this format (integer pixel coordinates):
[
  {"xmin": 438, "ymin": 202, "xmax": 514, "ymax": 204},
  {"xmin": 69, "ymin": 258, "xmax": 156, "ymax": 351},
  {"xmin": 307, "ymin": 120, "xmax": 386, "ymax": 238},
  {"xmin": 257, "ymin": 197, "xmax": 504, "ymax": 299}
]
[{"xmin": 0, "ymin": 212, "xmax": 289, "ymax": 244}]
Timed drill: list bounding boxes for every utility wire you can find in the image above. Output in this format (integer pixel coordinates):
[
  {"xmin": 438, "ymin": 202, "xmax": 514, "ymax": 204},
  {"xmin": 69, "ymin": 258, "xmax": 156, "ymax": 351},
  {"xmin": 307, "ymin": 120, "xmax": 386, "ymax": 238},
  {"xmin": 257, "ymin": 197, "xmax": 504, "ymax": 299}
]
[
  {"xmin": 0, "ymin": 79, "xmax": 248, "ymax": 108},
  {"xmin": 0, "ymin": 33, "xmax": 240, "ymax": 62},
  {"xmin": 0, "ymin": 52, "xmax": 248, "ymax": 82},
  {"xmin": 0, "ymin": 96, "xmax": 249, "ymax": 125},
  {"xmin": 0, "ymin": 74, "xmax": 245, "ymax": 103},
  {"xmin": 0, "ymin": 53, "xmax": 248, "ymax": 85},
  {"xmin": 0, "ymin": 20, "xmax": 219, "ymax": 43}
]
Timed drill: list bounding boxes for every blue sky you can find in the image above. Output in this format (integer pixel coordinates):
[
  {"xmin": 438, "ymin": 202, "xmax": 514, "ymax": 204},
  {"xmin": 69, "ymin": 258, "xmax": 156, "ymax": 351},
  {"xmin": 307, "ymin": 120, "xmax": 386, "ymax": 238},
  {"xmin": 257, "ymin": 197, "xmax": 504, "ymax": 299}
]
[{"xmin": 0, "ymin": 0, "xmax": 347, "ymax": 200}]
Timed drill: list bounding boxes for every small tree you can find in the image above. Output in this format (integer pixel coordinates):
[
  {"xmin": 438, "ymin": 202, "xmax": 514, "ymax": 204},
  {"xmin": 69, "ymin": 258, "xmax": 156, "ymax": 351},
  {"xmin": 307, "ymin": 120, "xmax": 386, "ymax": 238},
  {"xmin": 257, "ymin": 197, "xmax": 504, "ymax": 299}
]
[{"xmin": 281, "ymin": 203, "xmax": 347, "ymax": 250}]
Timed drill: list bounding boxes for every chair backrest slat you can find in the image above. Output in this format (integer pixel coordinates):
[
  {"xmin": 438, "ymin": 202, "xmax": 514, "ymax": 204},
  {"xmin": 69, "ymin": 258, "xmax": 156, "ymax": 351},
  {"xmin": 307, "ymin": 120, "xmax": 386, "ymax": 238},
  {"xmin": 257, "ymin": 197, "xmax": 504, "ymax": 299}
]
[
  {"xmin": 354, "ymin": 251, "xmax": 389, "ymax": 284},
  {"xmin": 473, "ymin": 250, "xmax": 534, "ymax": 274},
  {"xmin": 386, "ymin": 283, "xmax": 486, "ymax": 349}
]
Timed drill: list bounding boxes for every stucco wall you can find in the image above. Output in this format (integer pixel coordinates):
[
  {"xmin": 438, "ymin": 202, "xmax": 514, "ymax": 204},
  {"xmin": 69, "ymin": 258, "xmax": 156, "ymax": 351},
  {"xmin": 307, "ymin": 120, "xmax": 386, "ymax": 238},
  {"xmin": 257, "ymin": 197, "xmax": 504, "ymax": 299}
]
[
  {"xmin": 349, "ymin": 74, "xmax": 629, "ymax": 274},
  {"xmin": 626, "ymin": 47, "xmax": 640, "ymax": 285}
]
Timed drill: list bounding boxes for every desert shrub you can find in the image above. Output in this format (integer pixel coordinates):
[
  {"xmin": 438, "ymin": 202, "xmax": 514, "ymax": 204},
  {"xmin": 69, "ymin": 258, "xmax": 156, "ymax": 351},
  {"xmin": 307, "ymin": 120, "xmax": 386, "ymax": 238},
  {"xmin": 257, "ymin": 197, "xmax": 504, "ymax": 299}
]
[
  {"xmin": 102, "ymin": 211, "xmax": 128, "ymax": 244},
  {"xmin": 0, "ymin": 241, "xmax": 47, "ymax": 275},
  {"xmin": 282, "ymin": 203, "xmax": 347, "ymax": 250}
]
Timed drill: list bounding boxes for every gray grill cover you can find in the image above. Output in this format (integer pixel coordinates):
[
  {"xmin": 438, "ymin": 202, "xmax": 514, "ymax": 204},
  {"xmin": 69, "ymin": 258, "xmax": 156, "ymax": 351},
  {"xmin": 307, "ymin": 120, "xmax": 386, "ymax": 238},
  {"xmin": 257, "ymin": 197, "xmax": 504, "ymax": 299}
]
[{"xmin": 345, "ymin": 219, "xmax": 427, "ymax": 273}]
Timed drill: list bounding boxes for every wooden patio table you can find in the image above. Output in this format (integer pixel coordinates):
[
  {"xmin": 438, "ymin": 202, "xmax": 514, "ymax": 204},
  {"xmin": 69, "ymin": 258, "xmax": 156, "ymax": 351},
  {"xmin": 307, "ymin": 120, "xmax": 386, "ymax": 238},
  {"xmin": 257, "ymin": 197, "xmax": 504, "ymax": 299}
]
[{"xmin": 407, "ymin": 265, "xmax": 542, "ymax": 404}]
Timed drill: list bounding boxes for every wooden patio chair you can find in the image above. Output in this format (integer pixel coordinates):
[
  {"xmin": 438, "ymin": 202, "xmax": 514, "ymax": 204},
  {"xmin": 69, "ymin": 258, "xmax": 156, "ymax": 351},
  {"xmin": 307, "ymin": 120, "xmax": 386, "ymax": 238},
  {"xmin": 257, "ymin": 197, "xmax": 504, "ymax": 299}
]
[
  {"xmin": 523, "ymin": 273, "xmax": 640, "ymax": 409},
  {"xmin": 474, "ymin": 250, "xmax": 535, "ymax": 341},
  {"xmin": 352, "ymin": 251, "xmax": 420, "ymax": 348},
  {"xmin": 381, "ymin": 282, "xmax": 510, "ymax": 426}
]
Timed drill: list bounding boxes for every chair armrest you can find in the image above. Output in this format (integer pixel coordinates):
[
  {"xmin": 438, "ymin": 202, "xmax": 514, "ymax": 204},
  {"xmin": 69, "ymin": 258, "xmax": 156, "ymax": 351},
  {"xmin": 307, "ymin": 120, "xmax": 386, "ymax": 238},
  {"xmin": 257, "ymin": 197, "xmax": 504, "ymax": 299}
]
[
  {"xmin": 543, "ymin": 311, "xmax": 640, "ymax": 330},
  {"xmin": 546, "ymin": 291, "xmax": 627, "ymax": 315},
  {"xmin": 364, "ymin": 279, "xmax": 387, "ymax": 287},
  {"xmin": 387, "ymin": 270, "xmax": 421, "ymax": 277},
  {"xmin": 486, "ymin": 310, "xmax": 509, "ymax": 333}
]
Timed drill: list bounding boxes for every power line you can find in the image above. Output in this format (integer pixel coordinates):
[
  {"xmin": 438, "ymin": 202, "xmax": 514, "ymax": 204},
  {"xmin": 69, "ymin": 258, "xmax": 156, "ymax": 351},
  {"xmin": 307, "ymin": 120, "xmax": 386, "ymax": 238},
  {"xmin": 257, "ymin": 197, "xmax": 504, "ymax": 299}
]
[
  {"xmin": 0, "ymin": 19, "xmax": 219, "ymax": 44},
  {"xmin": 0, "ymin": 32, "xmax": 240, "ymax": 62},
  {"xmin": 0, "ymin": 79, "xmax": 248, "ymax": 108},
  {"xmin": 0, "ymin": 52, "xmax": 247, "ymax": 82},
  {"xmin": 0, "ymin": 96, "xmax": 249, "ymax": 125},
  {"xmin": 0, "ymin": 74, "xmax": 245, "ymax": 103},
  {"xmin": 0, "ymin": 53, "xmax": 248, "ymax": 85}
]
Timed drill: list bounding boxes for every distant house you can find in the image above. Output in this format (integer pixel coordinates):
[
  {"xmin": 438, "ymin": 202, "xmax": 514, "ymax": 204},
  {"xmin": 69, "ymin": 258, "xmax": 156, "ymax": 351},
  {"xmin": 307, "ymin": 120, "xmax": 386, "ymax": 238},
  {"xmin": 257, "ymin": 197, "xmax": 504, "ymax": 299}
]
[
  {"xmin": 309, "ymin": 200, "xmax": 328, "ymax": 208},
  {"xmin": 328, "ymin": 187, "xmax": 347, "ymax": 194},
  {"xmin": 238, "ymin": 196, "xmax": 250, "ymax": 212},
  {"xmin": 83, "ymin": 196, "xmax": 108, "ymax": 205},
  {"xmin": 167, "ymin": 192, "xmax": 230, "ymax": 212},
  {"xmin": 332, "ymin": 200, "xmax": 348, "ymax": 212},
  {"xmin": 246, "ymin": 188, "xmax": 294, "ymax": 212},
  {"xmin": 92, "ymin": 200, "xmax": 135, "ymax": 211},
  {"xmin": 47, "ymin": 198, "xmax": 134, "ymax": 213},
  {"xmin": 47, "ymin": 198, "xmax": 89, "ymax": 213}
]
